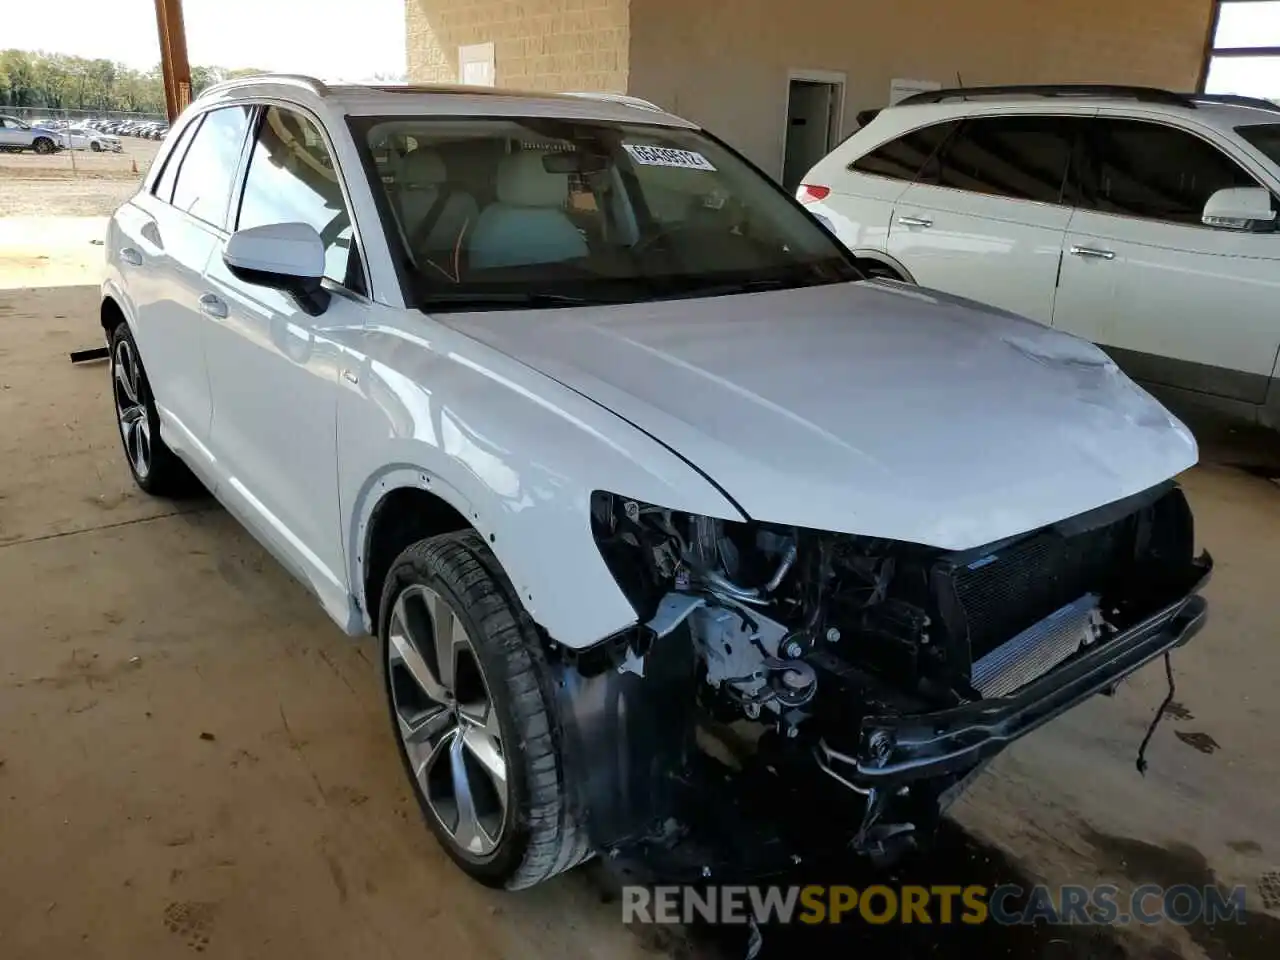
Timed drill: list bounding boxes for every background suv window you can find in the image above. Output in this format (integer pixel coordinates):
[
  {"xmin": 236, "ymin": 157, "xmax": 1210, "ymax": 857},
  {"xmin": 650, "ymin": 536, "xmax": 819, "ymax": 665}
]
[
  {"xmin": 237, "ymin": 106, "xmax": 356, "ymax": 288},
  {"xmin": 1079, "ymin": 119, "xmax": 1260, "ymax": 225},
  {"xmin": 849, "ymin": 121, "xmax": 958, "ymax": 182},
  {"xmin": 922, "ymin": 115, "xmax": 1077, "ymax": 204},
  {"xmin": 170, "ymin": 106, "xmax": 252, "ymax": 228}
]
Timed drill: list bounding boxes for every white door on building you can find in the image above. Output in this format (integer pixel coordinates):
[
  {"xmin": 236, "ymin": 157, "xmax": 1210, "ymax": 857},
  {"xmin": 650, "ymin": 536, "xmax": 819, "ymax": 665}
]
[{"xmin": 782, "ymin": 73, "xmax": 844, "ymax": 190}]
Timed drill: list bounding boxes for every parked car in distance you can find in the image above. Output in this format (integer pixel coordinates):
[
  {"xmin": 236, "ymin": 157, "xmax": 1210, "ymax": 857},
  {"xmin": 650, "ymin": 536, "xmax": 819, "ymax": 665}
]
[
  {"xmin": 62, "ymin": 126, "xmax": 124, "ymax": 152},
  {"xmin": 0, "ymin": 115, "xmax": 62, "ymax": 153},
  {"xmin": 101, "ymin": 75, "xmax": 1212, "ymax": 891},
  {"xmin": 799, "ymin": 84, "xmax": 1280, "ymax": 433}
]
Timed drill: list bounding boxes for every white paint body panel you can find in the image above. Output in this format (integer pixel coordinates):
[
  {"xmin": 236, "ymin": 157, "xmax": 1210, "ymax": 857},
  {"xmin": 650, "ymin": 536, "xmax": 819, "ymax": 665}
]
[
  {"xmin": 103, "ymin": 80, "xmax": 1200, "ymax": 652},
  {"xmin": 886, "ymin": 186, "xmax": 1071, "ymax": 325},
  {"xmin": 1055, "ymin": 209, "xmax": 1280, "ymax": 390},
  {"xmin": 444, "ymin": 281, "xmax": 1197, "ymax": 552}
]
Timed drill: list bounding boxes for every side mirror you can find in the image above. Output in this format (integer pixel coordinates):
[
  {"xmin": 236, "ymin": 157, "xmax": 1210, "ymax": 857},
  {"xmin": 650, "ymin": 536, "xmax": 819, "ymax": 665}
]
[
  {"xmin": 223, "ymin": 222, "xmax": 331, "ymax": 316},
  {"xmin": 1201, "ymin": 187, "xmax": 1277, "ymax": 232}
]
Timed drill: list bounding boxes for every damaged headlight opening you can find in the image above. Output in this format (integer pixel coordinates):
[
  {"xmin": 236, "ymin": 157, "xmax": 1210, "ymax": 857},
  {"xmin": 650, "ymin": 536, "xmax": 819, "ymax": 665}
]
[{"xmin": 589, "ymin": 485, "xmax": 1210, "ymax": 863}]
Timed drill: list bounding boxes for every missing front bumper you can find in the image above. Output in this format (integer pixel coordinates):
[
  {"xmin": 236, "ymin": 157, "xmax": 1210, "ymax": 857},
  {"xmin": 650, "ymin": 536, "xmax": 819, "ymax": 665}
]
[{"xmin": 816, "ymin": 554, "xmax": 1212, "ymax": 792}]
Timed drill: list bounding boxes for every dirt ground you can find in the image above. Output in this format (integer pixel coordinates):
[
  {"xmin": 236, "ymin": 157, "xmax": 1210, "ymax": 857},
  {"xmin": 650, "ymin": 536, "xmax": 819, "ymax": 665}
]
[
  {"xmin": 2, "ymin": 187, "xmax": 1280, "ymax": 960},
  {"xmin": 0, "ymin": 138, "xmax": 158, "ymax": 218}
]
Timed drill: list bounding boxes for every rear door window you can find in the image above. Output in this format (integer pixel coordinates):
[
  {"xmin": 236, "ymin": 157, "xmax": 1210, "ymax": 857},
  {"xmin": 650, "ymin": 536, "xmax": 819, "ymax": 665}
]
[
  {"xmin": 1078, "ymin": 119, "xmax": 1260, "ymax": 225},
  {"xmin": 850, "ymin": 121, "xmax": 958, "ymax": 182},
  {"xmin": 923, "ymin": 115, "xmax": 1078, "ymax": 204},
  {"xmin": 169, "ymin": 105, "xmax": 253, "ymax": 228}
]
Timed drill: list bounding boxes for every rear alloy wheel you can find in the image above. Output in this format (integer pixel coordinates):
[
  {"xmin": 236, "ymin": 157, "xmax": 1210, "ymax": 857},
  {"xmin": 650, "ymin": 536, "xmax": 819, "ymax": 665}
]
[
  {"xmin": 32, "ymin": 137, "xmax": 54, "ymax": 155},
  {"xmin": 380, "ymin": 531, "xmax": 591, "ymax": 889},
  {"xmin": 109, "ymin": 322, "xmax": 196, "ymax": 496}
]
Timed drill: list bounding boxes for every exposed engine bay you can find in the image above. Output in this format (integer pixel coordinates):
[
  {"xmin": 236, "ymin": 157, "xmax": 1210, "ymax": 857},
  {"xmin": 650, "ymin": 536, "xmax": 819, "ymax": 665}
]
[{"xmin": 580, "ymin": 482, "xmax": 1211, "ymax": 870}]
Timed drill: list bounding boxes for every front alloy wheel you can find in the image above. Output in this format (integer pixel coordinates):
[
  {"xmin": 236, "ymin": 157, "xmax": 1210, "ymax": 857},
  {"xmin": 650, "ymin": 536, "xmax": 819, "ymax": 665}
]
[
  {"xmin": 379, "ymin": 531, "xmax": 592, "ymax": 889},
  {"xmin": 388, "ymin": 583, "xmax": 509, "ymax": 858}
]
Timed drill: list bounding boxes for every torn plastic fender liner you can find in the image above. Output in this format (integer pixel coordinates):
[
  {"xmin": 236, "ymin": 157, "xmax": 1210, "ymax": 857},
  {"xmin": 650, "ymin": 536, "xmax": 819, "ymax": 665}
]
[
  {"xmin": 817, "ymin": 552, "xmax": 1212, "ymax": 790},
  {"xmin": 547, "ymin": 625, "xmax": 699, "ymax": 851}
]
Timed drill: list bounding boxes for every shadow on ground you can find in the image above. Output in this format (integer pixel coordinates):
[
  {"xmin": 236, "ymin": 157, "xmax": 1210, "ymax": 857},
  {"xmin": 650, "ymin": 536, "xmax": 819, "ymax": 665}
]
[{"xmin": 615, "ymin": 820, "xmax": 1280, "ymax": 960}]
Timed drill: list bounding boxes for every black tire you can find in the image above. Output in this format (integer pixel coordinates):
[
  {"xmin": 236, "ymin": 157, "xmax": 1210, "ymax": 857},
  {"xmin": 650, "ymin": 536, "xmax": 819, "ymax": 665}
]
[
  {"xmin": 856, "ymin": 259, "xmax": 908, "ymax": 283},
  {"xmin": 90, "ymin": 140, "xmax": 102, "ymax": 152},
  {"xmin": 108, "ymin": 321, "xmax": 197, "ymax": 497},
  {"xmin": 379, "ymin": 531, "xmax": 591, "ymax": 890},
  {"xmin": 32, "ymin": 137, "xmax": 55, "ymax": 155}
]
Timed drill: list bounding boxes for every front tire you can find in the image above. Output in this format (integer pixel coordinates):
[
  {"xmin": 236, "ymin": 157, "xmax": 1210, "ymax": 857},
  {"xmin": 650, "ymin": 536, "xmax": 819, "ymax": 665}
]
[
  {"xmin": 32, "ymin": 137, "xmax": 55, "ymax": 155},
  {"xmin": 90, "ymin": 140, "xmax": 102, "ymax": 152},
  {"xmin": 379, "ymin": 531, "xmax": 591, "ymax": 889},
  {"xmin": 109, "ymin": 322, "xmax": 196, "ymax": 496}
]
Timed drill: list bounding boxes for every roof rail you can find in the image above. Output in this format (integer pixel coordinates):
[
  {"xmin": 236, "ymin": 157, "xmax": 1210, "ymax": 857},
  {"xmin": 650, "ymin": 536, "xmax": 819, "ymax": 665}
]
[
  {"xmin": 198, "ymin": 73, "xmax": 329, "ymax": 100},
  {"xmin": 561, "ymin": 91, "xmax": 666, "ymax": 113},
  {"xmin": 1185, "ymin": 92, "xmax": 1280, "ymax": 114},
  {"xmin": 896, "ymin": 84, "xmax": 1195, "ymax": 108}
]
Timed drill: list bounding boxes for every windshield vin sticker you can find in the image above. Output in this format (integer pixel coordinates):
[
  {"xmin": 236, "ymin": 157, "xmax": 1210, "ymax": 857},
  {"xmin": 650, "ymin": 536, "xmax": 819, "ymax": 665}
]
[{"xmin": 622, "ymin": 144, "xmax": 717, "ymax": 171}]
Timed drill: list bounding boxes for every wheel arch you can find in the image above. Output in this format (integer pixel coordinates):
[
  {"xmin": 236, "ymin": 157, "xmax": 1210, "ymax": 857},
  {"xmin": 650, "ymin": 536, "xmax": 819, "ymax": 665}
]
[
  {"xmin": 851, "ymin": 250, "xmax": 915, "ymax": 283},
  {"xmin": 100, "ymin": 292, "xmax": 129, "ymax": 336},
  {"xmin": 355, "ymin": 469, "xmax": 478, "ymax": 634}
]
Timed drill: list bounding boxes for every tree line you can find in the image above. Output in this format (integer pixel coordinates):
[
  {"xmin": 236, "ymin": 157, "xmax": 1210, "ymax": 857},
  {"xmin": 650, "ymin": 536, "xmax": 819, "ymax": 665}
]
[{"xmin": 0, "ymin": 49, "xmax": 260, "ymax": 116}]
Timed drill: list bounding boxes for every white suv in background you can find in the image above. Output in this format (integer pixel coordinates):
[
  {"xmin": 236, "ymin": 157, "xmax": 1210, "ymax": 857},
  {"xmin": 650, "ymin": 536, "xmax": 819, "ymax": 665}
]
[{"xmin": 798, "ymin": 85, "xmax": 1280, "ymax": 431}]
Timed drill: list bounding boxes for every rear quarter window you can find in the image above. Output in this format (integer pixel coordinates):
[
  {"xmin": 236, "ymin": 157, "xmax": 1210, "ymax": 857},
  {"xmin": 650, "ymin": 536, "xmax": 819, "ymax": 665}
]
[{"xmin": 849, "ymin": 121, "xmax": 959, "ymax": 182}]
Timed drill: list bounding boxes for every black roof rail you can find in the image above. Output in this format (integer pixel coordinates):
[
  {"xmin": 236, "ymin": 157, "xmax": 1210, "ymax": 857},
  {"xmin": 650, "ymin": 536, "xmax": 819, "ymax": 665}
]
[
  {"xmin": 895, "ymin": 84, "xmax": 1196, "ymax": 108},
  {"xmin": 1184, "ymin": 92, "xmax": 1280, "ymax": 114}
]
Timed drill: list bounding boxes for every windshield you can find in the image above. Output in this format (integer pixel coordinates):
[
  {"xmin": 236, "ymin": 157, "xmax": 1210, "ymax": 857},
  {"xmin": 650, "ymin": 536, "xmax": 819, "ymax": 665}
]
[
  {"xmin": 351, "ymin": 116, "xmax": 859, "ymax": 308},
  {"xmin": 1238, "ymin": 123, "xmax": 1280, "ymax": 166}
]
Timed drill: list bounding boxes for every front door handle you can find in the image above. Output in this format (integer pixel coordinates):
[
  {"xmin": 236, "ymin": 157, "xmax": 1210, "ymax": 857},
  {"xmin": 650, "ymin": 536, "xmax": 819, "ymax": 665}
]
[
  {"xmin": 120, "ymin": 247, "xmax": 143, "ymax": 266},
  {"xmin": 897, "ymin": 215, "xmax": 934, "ymax": 228},
  {"xmin": 199, "ymin": 293, "xmax": 228, "ymax": 319},
  {"xmin": 1069, "ymin": 245, "xmax": 1116, "ymax": 261}
]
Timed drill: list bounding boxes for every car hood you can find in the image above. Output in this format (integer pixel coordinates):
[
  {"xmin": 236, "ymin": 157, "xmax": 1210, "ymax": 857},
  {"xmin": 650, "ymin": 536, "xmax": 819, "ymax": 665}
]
[{"xmin": 438, "ymin": 280, "xmax": 1198, "ymax": 550}]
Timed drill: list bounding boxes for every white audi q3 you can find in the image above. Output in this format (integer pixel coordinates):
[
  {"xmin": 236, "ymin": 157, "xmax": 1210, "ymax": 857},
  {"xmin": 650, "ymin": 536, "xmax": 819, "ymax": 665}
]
[{"xmin": 100, "ymin": 75, "xmax": 1212, "ymax": 889}]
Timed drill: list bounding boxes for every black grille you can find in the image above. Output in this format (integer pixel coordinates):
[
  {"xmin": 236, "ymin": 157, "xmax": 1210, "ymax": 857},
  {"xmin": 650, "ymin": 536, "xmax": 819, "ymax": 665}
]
[{"xmin": 947, "ymin": 521, "xmax": 1131, "ymax": 663}]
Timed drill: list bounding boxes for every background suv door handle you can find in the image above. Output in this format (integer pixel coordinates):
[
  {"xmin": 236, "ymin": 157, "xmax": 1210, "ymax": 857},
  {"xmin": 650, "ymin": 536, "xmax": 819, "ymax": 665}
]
[
  {"xmin": 120, "ymin": 247, "xmax": 143, "ymax": 266},
  {"xmin": 199, "ymin": 293, "xmax": 229, "ymax": 319},
  {"xmin": 897, "ymin": 215, "xmax": 933, "ymax": 228},
  {"xmin": 1069, "ymin": 245, "xmax": 1116, "ymax": 261}
]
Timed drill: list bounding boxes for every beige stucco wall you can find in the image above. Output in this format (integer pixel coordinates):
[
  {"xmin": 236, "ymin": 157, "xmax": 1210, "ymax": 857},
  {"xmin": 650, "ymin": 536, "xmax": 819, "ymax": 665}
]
[
  {"xmin": 627, "ymin": 0, "xmax": 1216, "ymax": 176},
  {"xmin": 405, "ymin": 0, "xmax": 629, "ymax": 92}
]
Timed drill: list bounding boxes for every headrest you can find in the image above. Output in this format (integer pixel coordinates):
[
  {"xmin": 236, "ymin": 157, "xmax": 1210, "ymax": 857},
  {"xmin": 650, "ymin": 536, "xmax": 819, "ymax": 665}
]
[
  {"xmin": 496, "ymin": 151, "xmax": 569, "ymax": 208},
  {"xmin": 399, "ymin": 148, "xmax": 447, "ymax": 187}
]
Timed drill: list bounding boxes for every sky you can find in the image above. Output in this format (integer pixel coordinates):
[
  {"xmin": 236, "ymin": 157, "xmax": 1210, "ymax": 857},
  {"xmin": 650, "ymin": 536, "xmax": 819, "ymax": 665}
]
[
  {"xmin": 1207, "ymin": 1, "xmax": 1280, "ymax": 98},
  {"xmin": 5, "ymin": 0, "xmax": 406, "ymax": 80}
]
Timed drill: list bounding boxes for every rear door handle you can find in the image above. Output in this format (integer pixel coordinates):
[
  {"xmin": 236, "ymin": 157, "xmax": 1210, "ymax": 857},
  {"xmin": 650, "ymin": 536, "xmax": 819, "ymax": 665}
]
[
  {"xmin": 120, "ymin": 247, "xmax": 143, "ymax": 266},
  {"xmin": 199, "ymin": 293, "xmax": 228, "ymax": 319},
  {"xmin": 897, "ymin": 215, "xmax": 933, "ymax": 228},
  {"xmin": 1069, "ymin": 245, "xmax": 1116, "ymax": 261}
]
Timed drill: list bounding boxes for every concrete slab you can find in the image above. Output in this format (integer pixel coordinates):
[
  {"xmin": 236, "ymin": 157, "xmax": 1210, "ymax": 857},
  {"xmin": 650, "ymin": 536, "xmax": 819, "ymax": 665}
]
[{"xmin": 2, "ymin": 232, "xmax": 1279, "ymax": 959}]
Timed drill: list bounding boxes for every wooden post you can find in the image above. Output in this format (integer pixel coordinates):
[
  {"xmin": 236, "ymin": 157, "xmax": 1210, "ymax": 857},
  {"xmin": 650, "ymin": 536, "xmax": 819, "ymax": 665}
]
[{"xmin": 153, "ymin": 0, "xmax": 192, "ymax": 122}]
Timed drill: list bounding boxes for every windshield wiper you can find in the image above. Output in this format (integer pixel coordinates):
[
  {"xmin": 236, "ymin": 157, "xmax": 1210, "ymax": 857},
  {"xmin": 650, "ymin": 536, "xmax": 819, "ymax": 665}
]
[{"xmin": 416, "ymin": 290, "xmax": 602, "ymax": 311}]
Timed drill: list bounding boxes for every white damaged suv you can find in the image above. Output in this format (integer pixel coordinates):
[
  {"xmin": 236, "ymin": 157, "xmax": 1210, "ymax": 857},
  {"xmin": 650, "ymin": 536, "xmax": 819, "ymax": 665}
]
[{"xmin": 101, "ymin": 75, "xmax": 1212, "ymax": 888}]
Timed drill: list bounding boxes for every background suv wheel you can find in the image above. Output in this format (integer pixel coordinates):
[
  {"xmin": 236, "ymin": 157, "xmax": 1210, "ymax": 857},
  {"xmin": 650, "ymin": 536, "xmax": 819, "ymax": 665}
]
[{"xmin": 379, "ymin": 531, "xmax": 591, "ymax": 889}]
